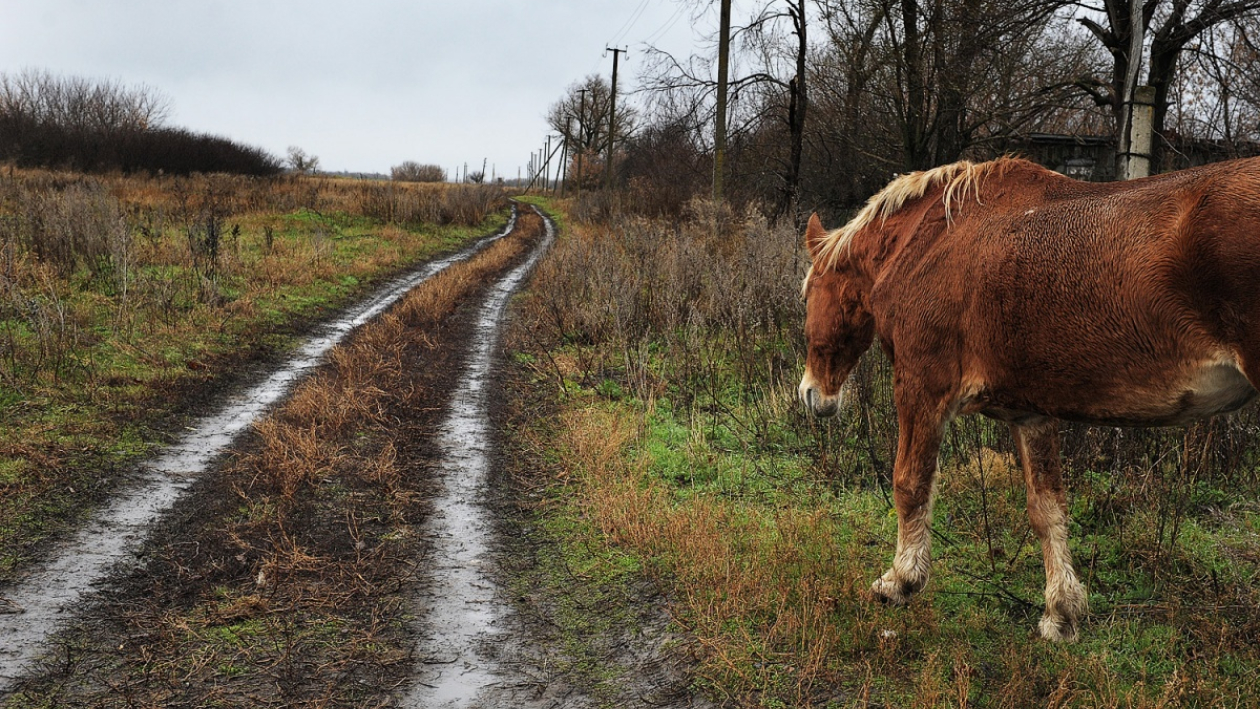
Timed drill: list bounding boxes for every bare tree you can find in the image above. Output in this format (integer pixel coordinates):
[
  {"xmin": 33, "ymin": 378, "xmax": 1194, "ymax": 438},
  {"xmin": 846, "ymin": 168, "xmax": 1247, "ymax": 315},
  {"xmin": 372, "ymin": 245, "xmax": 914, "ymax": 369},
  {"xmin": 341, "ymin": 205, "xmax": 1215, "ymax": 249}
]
[
  {"xmin": 638, "ymin": 1, "xmax": 814, "ymax": 216},
  {"xmin": 0, "ymin": 69, "xmax": 278, "ymax": 175},
  {"xmin": 808, "ymin": 0, "xmax": 1099, "ymax": 169},
  {"xmin": 0, "ymin": 69, "xmax": 169, "ymax": 133},
  {"xmin": 547, "ymin": 75, "xmax": 637, "ymax": 165},
  {"xmin": 287, "ymin": 146, "xmax": 320, "ymax": 175},
  {"xmin": 391, "ymin": 161, "xmax": 446, "ymax": 182},
  {"xmin": 1158, "ymin": 15, "xmax": 1260, "ymax": 157}
]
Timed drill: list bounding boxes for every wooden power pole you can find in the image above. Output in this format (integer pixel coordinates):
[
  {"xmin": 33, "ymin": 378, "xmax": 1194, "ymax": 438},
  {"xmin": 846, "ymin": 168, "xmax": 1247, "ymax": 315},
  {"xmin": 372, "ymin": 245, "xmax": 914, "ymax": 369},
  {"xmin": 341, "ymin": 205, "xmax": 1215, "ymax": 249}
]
[
  {"xmin": 576, "ymin": 88, "xmax": 587, "ymax": 195},
  {"xmin": 544, "ymin": 135, "xmax": 552, "ymax": 191},
  {"xmin": 605, "ymin": 47, "xmax": 627, "ymax": 191},
  {"xmin": 560, "ymin": 117, "xmax": 571, "ymax": 196},
  {"xmin": 714, "ymin": 0, "xmax": 732, "ymax": 203}
]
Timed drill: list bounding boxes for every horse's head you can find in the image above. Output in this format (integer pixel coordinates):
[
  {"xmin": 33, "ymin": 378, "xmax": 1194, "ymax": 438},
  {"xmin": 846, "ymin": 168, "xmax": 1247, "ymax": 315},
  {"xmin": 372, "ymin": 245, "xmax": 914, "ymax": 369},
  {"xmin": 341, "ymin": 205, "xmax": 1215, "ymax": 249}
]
[{"xmin": 799, "ymin": 213, "xmax": 874, "ymax": 417}]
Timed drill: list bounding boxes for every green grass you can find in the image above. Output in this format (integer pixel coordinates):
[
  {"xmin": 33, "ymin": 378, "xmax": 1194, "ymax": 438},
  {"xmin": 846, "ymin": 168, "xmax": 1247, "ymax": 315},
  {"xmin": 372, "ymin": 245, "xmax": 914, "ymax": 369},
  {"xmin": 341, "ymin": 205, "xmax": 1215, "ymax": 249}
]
[{"xmin": 542, "ymin": 365, "xmax": 1260, "ymax": 705}]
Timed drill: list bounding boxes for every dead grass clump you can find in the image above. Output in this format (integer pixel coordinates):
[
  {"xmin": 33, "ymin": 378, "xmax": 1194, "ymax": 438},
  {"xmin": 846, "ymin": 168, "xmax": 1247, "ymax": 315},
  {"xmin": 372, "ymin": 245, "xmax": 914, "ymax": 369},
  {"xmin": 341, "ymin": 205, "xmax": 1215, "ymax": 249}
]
[
  {"xmin": 15, "ymin": 182, "xmax": 132, "ymax": 285},
  {"xmin": 351, "ymin": 181, "xmax": 505, "ymax": 227}
]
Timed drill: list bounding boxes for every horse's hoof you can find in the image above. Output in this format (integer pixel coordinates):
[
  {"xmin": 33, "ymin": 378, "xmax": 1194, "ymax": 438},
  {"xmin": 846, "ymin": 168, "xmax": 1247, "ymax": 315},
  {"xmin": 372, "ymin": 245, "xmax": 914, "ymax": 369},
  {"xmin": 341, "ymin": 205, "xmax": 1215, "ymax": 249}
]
[
  {"xmin": 1038, "ymin": 615, "xmax": 1079, "ymax": 642},
  {"xmin": 870, "ymin": 575, "xmax": 917, "ymax": 605}
]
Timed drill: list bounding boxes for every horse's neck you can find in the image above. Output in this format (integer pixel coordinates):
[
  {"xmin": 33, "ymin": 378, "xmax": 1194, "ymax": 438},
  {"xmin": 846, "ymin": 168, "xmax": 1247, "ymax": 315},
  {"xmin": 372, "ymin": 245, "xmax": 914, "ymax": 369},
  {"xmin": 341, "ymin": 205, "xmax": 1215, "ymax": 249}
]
[{"xmin": 850, "ymin": 186, "xmax": 949, "ymax": 281}]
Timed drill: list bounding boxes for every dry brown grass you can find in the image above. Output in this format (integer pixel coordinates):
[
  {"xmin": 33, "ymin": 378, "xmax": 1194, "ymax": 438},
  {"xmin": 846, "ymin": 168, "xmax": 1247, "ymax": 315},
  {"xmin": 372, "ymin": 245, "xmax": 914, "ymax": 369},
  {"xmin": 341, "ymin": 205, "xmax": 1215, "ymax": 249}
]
[{"xmin": 3, "ymin": 165, "xmax": 505, "ymax": 222}]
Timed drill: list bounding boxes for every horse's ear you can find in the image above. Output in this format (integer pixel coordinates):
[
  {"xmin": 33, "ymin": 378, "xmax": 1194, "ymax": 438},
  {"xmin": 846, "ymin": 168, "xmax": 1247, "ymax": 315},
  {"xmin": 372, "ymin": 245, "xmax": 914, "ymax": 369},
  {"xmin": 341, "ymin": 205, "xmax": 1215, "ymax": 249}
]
[{"xmin": 805, "ymin": 213, "xmax": 827, "ymax": 260}]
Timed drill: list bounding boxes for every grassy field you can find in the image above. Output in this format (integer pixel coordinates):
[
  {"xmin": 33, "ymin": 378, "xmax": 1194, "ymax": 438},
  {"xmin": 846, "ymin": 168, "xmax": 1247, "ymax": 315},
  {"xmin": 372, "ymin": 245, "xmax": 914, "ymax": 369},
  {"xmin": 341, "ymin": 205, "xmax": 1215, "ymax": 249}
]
[
  {"xmin": 0, "ymin": 168, "xmax": 506, "ymax": 577},
  {"xmin": 504, "ymin": 197, "xmax": 1260, "ymax": 708}
]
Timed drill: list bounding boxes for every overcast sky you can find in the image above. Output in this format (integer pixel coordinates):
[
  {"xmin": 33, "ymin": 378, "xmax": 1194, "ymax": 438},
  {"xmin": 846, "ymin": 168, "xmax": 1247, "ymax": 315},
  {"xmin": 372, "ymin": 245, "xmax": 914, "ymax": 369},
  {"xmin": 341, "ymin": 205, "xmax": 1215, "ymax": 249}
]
[{"xmin": 0, "ymin": 0, "xmax": 708, "ymax": 177}]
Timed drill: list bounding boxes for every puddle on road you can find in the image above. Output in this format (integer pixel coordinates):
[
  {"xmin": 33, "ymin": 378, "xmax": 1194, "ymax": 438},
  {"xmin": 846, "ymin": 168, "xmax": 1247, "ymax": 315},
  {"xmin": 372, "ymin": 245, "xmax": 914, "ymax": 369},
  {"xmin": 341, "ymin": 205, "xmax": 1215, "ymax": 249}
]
[
  {"xmin": 0, "ymin": 207, "xmax": 520, "ymax": 689},
  {"xmin": 402, "ymin": 207, "xmax": 555, "ymax": 709}
]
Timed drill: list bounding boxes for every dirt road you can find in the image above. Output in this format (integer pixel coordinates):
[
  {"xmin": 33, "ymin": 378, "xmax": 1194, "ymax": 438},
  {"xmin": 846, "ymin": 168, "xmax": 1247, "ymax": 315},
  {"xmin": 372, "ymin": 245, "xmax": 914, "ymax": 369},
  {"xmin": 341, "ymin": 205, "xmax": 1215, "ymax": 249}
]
[
  {"xmin": 398, "ymin": 208, "xmax": 556, "ymax": 707},
  {"xmin": 0, "ymin": 206, "xmax": 523, "ymax": 688},
  {"xmin": 0, "ymin": 203, "xmax": 701, "ymax": 709}
]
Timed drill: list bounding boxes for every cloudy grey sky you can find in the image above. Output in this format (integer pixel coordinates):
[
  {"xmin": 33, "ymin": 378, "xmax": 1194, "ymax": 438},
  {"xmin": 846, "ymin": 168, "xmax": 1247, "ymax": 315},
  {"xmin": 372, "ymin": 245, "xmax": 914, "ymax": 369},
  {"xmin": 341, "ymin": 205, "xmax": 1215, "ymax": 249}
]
[{"xmin": 0, "ymin": 0, "xmax": 706, "ymax": 177}]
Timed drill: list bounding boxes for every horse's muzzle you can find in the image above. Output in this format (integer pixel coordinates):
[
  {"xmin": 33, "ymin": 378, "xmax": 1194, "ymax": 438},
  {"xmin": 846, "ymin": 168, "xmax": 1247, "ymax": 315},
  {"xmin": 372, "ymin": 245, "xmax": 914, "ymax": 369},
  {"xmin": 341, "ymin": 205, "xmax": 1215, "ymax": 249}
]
[{"xmin": 799, "ymin": 376, "xmax": 840, "ymax": 418}]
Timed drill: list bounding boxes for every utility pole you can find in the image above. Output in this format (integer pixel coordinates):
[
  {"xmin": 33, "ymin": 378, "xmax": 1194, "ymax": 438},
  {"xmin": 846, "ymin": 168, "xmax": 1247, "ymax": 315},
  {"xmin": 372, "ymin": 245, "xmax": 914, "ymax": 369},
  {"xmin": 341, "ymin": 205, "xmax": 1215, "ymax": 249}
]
[
  {"xmin": 605, "ymin": 47, "xmax": 626, "ymax": 191},
  {"xmin": 1126, "ymin": 87, "xmax": 1156, "ymax": 179},
  {"xmin": 544, "ymin": 136, "xmax": 552, "ymax": 191},
  {"xmin": 713, "ymin": 0, "xmax": 732, "ymax": 203},
  {"xmin": 560, "ymin": 117, "xmax": 571, "ymax": 196},
  {"xmin": 524, "ymin": 138, "xmax": 564, "ymax": 193},
  {"xmin": 577, "ymin": 88, "xmax": 587, "ymax": 194}
]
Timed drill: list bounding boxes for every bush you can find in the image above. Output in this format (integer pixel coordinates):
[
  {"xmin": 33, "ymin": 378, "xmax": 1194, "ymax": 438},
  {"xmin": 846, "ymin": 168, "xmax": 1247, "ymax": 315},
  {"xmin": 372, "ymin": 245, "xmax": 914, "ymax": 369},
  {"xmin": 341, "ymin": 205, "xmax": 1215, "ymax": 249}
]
[{"xmin": 391, "ymin": 162, "xmax": 445, "ymax": 183}]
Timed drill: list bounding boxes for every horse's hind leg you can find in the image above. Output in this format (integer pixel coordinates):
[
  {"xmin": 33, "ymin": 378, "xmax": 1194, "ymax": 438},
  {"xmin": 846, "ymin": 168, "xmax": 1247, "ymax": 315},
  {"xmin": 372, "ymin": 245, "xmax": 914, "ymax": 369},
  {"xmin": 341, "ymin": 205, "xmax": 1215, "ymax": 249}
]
[{"xmin": 1012, "ymin": 419, "xmax": 1087, "ymax": 641}]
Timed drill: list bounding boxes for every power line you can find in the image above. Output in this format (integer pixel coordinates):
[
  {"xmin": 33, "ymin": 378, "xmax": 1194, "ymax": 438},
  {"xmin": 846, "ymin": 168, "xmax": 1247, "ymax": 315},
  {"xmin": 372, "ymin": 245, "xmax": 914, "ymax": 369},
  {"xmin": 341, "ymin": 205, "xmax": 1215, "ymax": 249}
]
[
  {"xmin": 608, "ymin": 0, "xmax": 651, "ymax": 47},
  {"xmin": 644, "ymin": 1, "xmax": 687, "ymax": 45}
]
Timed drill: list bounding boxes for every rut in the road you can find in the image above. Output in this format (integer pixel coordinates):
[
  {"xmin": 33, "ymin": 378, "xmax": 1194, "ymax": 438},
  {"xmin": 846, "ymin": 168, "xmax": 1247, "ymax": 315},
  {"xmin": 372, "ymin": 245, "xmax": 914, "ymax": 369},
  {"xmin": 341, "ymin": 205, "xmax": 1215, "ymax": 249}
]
[
  {"xmin": 402, "ymin": 207, "xmax": 556, "ymax": 708},
  {"xmin": 0, "ymin": 206, "xmax": 523, "ymax": 694}
]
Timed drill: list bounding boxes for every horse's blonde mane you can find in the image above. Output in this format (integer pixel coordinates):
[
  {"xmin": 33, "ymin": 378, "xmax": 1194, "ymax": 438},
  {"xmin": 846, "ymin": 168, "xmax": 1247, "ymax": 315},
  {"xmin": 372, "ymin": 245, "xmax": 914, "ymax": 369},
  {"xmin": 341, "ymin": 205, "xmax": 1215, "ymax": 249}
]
[{"xmin": 804, "ymin": 159, "xmax": 1014, "ymax": 296}]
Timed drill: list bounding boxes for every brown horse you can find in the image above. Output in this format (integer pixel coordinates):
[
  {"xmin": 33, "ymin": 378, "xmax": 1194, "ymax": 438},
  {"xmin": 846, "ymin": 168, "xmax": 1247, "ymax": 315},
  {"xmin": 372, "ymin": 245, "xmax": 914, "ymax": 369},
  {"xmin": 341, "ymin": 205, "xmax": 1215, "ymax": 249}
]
[{"xmin": 799, "ymin": 156, "xmax": 1260, "ymax": 641}]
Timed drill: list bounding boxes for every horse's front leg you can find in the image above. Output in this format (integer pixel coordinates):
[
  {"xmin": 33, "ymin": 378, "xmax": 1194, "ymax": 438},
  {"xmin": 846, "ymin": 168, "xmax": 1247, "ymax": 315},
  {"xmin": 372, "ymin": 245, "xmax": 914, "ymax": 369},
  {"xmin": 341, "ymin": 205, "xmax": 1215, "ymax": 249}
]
[
  {"xmin": 871, "ymin": 399, "xmax": 946, "ymax": 605},
  {"xmin": 1011, "ymin": 419, "xmax": 1087, "ymax": 641}
]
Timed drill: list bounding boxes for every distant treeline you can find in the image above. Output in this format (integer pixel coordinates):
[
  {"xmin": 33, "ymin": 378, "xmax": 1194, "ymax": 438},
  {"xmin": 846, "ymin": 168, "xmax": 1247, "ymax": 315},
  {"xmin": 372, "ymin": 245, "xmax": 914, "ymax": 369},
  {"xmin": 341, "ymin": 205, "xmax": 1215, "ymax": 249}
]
[{"xmin": 0, "ymin": 69, "xmax": 281, "ymax": 176}]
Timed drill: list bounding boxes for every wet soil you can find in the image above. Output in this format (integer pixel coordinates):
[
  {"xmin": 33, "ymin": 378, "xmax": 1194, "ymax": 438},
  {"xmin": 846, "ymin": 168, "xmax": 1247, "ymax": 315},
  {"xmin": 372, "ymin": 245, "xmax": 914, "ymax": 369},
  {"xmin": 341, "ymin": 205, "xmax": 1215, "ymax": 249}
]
[{"xmin": 0, "ymin": 205, "xmax": 709, "ymax": 708}]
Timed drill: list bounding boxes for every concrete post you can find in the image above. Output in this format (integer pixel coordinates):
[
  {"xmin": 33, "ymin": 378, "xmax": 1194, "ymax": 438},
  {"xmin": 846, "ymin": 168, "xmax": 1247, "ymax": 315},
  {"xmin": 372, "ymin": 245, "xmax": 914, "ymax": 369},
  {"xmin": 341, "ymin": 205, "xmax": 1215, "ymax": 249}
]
[{"xmin": 1123, "ymin": 86, "xmax": 1156, "ymax": 180}]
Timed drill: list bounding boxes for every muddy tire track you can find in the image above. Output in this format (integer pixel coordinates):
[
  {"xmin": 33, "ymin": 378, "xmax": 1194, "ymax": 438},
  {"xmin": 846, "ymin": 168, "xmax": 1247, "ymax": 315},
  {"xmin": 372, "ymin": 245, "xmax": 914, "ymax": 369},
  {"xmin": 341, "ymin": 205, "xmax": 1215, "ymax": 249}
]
[
  {"xmin": 400, "ymin": 209, "xmax": 555, "ymax": 708},
  {"xmin": 0, "ymin": 206, "xmax": 524, "ymax": 692}
]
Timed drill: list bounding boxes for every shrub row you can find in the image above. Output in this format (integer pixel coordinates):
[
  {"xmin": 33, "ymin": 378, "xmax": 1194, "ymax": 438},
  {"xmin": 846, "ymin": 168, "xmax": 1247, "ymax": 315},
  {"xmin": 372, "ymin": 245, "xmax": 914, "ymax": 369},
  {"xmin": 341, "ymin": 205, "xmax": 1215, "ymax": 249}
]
[{"xmin": 0, "ymin": 115, "xmax": 282, "ymax": 176}]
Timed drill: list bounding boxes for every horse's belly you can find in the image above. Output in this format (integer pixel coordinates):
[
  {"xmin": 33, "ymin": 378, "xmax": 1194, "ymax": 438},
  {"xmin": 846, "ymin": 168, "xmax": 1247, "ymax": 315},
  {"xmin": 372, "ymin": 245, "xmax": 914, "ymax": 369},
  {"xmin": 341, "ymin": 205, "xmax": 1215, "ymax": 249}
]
[{"xmin": 979, "ymin": 358, "xmax": 1258, "ymax": 427}]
